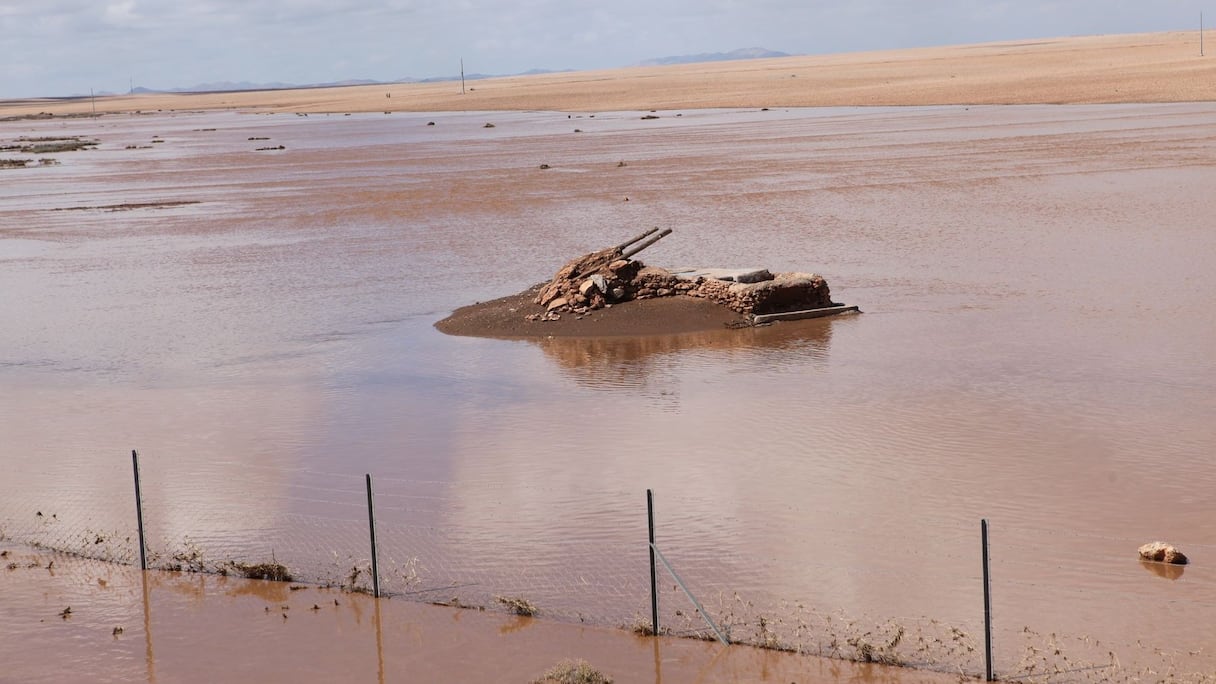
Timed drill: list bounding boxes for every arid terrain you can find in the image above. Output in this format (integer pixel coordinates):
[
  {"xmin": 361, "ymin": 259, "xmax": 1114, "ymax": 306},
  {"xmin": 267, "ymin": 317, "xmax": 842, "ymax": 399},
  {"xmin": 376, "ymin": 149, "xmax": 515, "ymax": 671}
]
[{"xmin": 3, "ymin": 31, "xmax": 1213, "ymax": 119}]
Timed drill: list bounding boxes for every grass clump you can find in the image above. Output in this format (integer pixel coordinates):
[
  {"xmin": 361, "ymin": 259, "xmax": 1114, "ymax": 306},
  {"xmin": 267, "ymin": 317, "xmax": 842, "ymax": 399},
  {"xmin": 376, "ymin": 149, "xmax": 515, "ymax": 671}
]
[
  {"xmin": 624, "ymin": 615, "xmax": 672, "ymax": 636},
  {"xmin": 230, "ymin": 561, "xmax": 292, "ymax": 582},
  {"xmin": 16, "ymin": 137, "xmax": 98, "ymax": 153},
  {"xmin": 495, "ymin": 595, "xmax": 537, "ymax": 617},
  {"xmin": 532, "ymin": 659, "xmax": 612, "ymax": 684}
]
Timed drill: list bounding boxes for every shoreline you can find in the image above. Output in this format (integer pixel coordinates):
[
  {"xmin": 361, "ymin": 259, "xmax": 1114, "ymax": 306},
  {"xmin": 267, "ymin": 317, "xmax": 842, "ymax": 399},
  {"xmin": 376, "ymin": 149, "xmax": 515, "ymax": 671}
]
[{"xmin": 0, "ymin": 541, "xmax": 961, "ymax": 683}]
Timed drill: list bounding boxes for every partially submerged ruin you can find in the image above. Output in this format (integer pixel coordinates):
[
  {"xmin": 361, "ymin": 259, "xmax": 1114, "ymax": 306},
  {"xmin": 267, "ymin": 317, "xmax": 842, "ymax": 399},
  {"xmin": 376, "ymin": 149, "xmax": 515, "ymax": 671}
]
[{"xmin": 530, "ymin": 228, "xmax": 857, "ymax": 326}]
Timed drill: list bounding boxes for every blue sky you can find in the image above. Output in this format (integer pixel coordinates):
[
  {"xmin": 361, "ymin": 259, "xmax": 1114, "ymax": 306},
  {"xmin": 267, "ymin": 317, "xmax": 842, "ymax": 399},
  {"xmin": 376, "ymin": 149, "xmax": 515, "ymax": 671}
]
[{"xmin": 0, "ymin": 1, "xmax": 1206, "ymax": 98}]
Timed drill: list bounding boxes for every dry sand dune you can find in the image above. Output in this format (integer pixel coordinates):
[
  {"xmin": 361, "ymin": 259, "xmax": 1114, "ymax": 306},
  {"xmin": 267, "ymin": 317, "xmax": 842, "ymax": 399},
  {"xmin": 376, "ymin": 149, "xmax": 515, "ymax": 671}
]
[{"xmin": 3, "ymin": 31, "xmax": 1213, "ymax": 118}]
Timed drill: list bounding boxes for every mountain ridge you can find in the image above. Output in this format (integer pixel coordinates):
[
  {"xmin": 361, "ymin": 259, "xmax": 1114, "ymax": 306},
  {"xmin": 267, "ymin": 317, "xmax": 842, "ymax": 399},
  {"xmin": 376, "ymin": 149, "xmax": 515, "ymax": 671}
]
[
  {"xmin": 119, "ymin": 48, "xmax": 789, "ymax": 95},
  {"xmin": 634, "ymin": 47, "xmax": 791, "ymax": 67}
]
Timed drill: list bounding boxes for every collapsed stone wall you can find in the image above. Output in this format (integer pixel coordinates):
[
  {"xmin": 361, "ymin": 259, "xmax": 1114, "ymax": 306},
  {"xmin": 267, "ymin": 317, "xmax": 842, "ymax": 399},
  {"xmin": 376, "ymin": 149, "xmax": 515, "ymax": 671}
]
[
  {"xmin": 529, "ymin": 253, "xmax": 834, "ymax": 323},
  {"xmin": 689, "ymin": 273, "xmax": 834, "ymax": 315}
]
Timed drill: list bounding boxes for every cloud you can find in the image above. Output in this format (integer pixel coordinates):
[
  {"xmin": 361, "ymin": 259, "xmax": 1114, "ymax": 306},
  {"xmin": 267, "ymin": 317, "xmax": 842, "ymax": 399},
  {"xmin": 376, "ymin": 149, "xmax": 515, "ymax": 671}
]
[{"xmin": 103, "ymin": 0, "xmax": 141, "ymax": 27}]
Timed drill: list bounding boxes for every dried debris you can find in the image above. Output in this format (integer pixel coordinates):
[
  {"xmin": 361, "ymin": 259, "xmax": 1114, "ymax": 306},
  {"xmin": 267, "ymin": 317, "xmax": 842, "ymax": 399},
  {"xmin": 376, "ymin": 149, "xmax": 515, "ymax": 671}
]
[{"xmin": 528, "ymin": 229, "xmax": 837, "ymax": 324}]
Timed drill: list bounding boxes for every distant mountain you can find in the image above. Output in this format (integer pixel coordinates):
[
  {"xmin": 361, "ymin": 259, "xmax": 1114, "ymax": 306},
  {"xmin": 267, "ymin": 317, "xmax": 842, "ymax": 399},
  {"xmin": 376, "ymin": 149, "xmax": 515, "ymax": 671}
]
[
  {"xmin": 636, "ymin": 47, "xmax": 791, "ymax": 67},
  {"xmin": 403, "ymin": 68, "xmax": 568, "ymax": 84},
  {"xmin": 122, "ymin": 53, "xmax": 787, "ymax": 96},
  {"xmin": 127, "ymin": 68, "xmax": 574, "ymax": 95},
  {"xmin": 132, "ymin": 79, "xmax": 384, "ymax": 94}
]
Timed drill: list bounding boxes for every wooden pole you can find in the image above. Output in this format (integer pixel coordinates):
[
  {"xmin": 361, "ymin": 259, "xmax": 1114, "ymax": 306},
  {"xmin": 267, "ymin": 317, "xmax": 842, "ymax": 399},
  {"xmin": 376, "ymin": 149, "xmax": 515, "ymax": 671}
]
[
  {"xmin": 621, "ymin": 228, "xmax": 672, "ymax": 260},
  {"xmin": 616, "ymin": 227, "xmax": 660, "ymax": 252}
]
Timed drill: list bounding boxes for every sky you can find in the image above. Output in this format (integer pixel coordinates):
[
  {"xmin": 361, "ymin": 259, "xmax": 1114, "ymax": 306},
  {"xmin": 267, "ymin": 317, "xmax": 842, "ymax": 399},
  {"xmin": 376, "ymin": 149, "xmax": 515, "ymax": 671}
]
[{"xmin": 0, "ymin": 0, "xmax": 1207, "ymax": 99}]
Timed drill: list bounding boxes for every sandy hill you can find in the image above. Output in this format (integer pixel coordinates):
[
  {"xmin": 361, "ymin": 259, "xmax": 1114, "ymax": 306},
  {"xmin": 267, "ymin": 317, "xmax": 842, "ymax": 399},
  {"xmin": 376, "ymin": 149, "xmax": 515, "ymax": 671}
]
[{"xmin": 2, "ymin": 31, "xmax": 1213, "ymax": 117}]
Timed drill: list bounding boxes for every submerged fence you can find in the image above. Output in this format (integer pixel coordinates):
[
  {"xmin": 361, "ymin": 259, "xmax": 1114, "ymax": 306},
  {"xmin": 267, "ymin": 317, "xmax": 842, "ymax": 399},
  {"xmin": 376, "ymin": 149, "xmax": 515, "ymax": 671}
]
[{"xmin": 2, "ymin": 450, "xmax": 1215, "ymax": 683}]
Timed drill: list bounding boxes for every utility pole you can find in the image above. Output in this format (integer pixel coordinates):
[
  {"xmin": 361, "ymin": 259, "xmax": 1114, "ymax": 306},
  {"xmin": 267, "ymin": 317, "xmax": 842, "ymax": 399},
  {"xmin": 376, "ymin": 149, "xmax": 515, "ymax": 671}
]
[{"xmin": 460, "ymin": 58, "xmax": 466, "ymax": 95}]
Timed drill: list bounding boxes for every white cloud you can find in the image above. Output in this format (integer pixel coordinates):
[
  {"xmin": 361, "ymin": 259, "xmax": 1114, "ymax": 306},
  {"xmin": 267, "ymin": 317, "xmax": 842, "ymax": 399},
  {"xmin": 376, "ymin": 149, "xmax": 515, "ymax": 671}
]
[{"xmin": 103, "ymin": 0, "xmax": 140, "ymax": 27}]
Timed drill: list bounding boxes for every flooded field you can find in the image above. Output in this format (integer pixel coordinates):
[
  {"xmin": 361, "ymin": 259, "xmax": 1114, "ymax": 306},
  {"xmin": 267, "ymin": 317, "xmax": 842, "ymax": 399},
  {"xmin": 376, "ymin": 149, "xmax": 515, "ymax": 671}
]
[{"xmin": 3, "ymin": 104, "xmax": 1216, "ymax": 681}]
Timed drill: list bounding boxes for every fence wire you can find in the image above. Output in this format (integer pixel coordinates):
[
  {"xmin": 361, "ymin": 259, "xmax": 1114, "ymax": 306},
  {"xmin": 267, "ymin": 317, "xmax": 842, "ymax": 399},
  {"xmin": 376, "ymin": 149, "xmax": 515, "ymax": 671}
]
[{"xmin": 2, "ymin": 456, "xmax": 1214, "ymax": 682}]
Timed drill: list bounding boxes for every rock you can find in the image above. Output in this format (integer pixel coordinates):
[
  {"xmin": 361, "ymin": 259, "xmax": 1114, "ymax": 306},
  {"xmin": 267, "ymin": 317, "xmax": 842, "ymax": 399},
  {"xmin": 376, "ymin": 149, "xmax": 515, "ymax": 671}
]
[
  {"xmin": 1139, "ymin": 541, "xmax": 1188, "ymax": 565},
  {"xmin": 734, "ymin": 268, "xmax": 774, "ymax": 284},
  {"xmin": 522, "ymin": 237, "xmax": 843, "ymax": 327}
]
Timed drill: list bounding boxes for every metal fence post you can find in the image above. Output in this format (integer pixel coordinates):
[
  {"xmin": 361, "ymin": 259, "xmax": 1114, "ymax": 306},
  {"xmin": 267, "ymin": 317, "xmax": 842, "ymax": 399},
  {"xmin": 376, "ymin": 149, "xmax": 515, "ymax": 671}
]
[
  {"xmin": 132, "ymin": 450, "xmax": 147, "ymax": 571},
  {"xmin": 366, "ymin": 474, "xmax": 381, "ymax": 598},
  {"xmin": 982, "ymin": 518, "xmax": 993, "ymax": 681},
  {"xmin": 647, "ymin": 488, "xmax": 659, "ymax": 636}
]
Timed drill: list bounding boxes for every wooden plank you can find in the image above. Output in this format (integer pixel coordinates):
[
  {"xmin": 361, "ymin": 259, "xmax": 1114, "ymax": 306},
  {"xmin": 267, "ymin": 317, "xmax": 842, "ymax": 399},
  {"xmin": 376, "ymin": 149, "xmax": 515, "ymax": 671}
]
[{"xmin": 751, "ymin": 305, "xmax": 860, "ymax": 324}]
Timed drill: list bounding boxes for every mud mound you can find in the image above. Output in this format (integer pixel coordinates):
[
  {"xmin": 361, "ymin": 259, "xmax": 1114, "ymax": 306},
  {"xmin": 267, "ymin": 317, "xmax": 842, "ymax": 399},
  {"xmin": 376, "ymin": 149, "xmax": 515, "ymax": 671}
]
[{"xmin": 435, "ymin": 229, "xmax": 839, "ymax": 339}]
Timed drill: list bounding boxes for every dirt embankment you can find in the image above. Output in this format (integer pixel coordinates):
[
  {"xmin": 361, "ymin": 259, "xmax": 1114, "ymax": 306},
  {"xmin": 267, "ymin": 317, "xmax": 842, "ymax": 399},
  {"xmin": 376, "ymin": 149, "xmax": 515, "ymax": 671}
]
[{"xmin": 434, "ymin": 285, "xmax": 751, "ymax": 339}]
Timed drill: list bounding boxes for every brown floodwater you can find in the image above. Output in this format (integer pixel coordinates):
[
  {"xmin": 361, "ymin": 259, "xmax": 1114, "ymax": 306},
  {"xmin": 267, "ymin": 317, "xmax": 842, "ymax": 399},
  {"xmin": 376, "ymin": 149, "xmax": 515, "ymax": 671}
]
[
  {"xmin": 2, "ymin": 104, "xmax": 1216, "ymax": 681},
  {"xmin": 6, "ymin": 542, "xmax": 943, "ymax": 684}
]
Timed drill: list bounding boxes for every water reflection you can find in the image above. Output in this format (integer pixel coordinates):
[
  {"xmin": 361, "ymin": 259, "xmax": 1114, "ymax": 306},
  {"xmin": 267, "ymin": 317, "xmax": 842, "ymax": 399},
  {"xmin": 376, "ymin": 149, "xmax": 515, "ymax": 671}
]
[
  {"xmin": 143, "ymin": 572, "xmax": 157, "ymax": 684},
  {"xmin": 1139, "ymin": 560, "xmax": 1185, "ymax": 581},
  {"xmin": 531, "ymin": 317, "xmax": 836, "ymax": 389}
]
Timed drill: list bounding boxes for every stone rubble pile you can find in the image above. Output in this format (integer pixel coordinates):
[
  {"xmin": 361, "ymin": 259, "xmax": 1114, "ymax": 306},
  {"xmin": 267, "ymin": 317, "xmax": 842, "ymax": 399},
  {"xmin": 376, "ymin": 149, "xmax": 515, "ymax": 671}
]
[{"xmin": 527, "ymin": 236, "xmax": 835, "ymax": 324}]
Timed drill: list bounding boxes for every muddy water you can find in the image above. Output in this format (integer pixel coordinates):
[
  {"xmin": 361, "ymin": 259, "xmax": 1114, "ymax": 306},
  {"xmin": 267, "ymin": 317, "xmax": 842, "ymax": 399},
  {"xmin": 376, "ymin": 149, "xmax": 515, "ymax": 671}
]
[
  {"xmin": 3, "ymin": 104, "xmax": 1216, "ymax": 680},
  {"xmin": 5, "ymin": 543, "xmax": 927, "ymax": 684}
]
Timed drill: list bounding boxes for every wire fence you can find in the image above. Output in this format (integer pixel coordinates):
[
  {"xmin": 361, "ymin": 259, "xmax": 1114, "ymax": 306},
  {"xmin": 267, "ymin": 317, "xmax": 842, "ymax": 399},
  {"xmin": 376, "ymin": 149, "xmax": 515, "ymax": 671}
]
[{"xmin": 2, "ymin": 450, "xmax": 1214, "ymax": 682}]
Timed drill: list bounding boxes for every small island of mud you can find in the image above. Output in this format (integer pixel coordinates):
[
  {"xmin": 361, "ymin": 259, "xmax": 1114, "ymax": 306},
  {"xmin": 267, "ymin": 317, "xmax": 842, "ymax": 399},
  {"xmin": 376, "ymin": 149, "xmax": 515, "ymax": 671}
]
[
  {"xmin": 435, "ymin": 284, "xmax": 752, "ymax": 338},
  {"xmin": 435, "ymin": 229, "xmax": 854, "ymax": 339}
]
